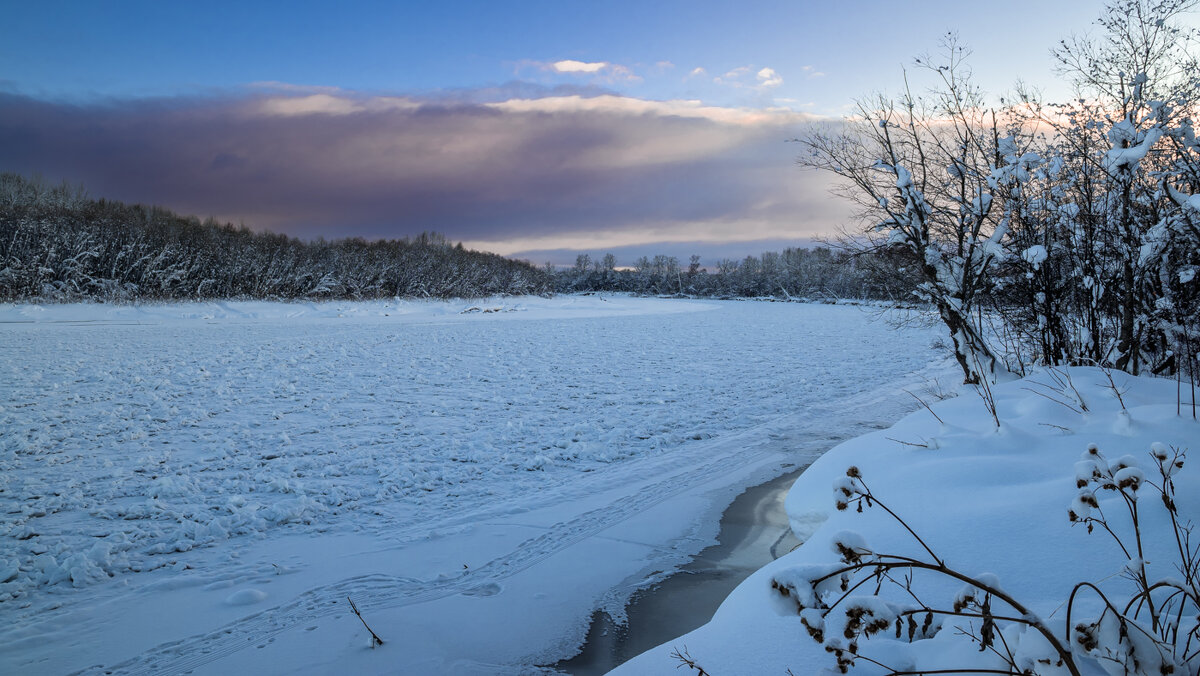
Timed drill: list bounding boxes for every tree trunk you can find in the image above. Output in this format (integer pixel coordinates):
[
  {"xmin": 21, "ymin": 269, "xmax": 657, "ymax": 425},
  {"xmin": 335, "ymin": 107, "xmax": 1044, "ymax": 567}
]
[{"xmin": 938, "ymin": 300, "xmax": 999, "ymax": 384}]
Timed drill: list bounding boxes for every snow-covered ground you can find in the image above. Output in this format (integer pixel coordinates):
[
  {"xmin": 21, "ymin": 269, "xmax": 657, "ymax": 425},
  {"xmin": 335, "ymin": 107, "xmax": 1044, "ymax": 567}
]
[
  {"xmin": 616, "ymin": 367, "xmax": 1199, "ymax": 675},
  {"xmin": 0, "ymin": 296, "xmax": 950, "ymax": 675}
]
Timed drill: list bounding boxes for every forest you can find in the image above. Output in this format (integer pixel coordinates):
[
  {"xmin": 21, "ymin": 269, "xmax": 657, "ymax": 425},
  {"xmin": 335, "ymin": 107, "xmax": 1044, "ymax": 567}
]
[
  {"xmin": 0, "ymin": 173, "xmax": 552, "ymax": 301},
  {"xmin": 0, "ymin": 171, "xmax": 918, "ymax": 304}
]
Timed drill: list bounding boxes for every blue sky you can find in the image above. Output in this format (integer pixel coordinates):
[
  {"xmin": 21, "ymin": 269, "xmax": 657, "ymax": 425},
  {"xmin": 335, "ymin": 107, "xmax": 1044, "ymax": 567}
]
[
  {"xmin": 0, "ymin": 0, "xmax": 1148, "ymax": 264},
  {"xmin": 5, "ymin": 0, "xmax": 1102, "ymax": 108}
]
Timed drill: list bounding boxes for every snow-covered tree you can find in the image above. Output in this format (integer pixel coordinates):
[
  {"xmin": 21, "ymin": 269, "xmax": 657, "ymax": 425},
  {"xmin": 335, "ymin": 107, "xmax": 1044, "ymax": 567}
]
[
  {"xmin": 0, "ymin": 173, "xmax": 551, "ymax": 302},
  {"xmin": 798, "ymin": 37, "xmax": 1015, "ymax": 383}
]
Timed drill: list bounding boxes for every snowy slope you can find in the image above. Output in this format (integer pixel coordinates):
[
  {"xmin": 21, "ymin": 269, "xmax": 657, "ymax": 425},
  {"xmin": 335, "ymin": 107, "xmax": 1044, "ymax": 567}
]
[
  {"xmin": 615, "ymin": 367, "xmax": 1199, "ymax": 675},
  {"xmin": 0, "ymin": 296, "xmax": 949, "ymax": 675}
]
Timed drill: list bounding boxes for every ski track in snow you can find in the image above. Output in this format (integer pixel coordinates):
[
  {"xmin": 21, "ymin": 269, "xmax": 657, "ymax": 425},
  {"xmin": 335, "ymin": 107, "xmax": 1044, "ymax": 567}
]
[{"xmin": 0, "ymin": 297, "xmax": 945, "ymax": 674}]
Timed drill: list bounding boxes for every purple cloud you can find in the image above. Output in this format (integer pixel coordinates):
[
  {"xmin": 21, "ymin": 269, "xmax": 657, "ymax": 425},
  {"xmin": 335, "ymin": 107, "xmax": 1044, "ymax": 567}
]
[{"xmin": 0, "ymin": 89, "xmax": 850, "ymax": 256}]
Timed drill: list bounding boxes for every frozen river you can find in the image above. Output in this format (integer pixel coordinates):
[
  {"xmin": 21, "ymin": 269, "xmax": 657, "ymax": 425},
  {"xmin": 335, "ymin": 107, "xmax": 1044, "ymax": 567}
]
[{"xmin": 0, "ymin": 296, "xmax": 947, "ymax": 674}]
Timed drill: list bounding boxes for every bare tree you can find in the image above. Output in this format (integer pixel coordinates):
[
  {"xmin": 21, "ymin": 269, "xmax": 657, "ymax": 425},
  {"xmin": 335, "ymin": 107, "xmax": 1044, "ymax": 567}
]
[{"xmin": 797, "ymin": 37, "xmax": 1015, "ymax": 383}]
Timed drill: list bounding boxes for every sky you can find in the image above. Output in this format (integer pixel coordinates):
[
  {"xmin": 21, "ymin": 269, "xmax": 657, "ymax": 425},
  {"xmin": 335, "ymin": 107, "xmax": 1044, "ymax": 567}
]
[{"xmin": 0, "ymin": 0, "xmax": 1136, "ymax": 265}]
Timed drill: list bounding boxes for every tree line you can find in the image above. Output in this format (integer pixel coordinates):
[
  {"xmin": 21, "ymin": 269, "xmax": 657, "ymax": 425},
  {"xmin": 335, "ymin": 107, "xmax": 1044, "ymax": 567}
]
[
  {"xmin": 547, "ymin": 248, "xmax": 920, "ymax": 301},
  {"xmin": 0, "ymin": 172, "xmax": 922, "ymax": 305},
  {"xmin": 0, "ymin": 173, "xmax": 552, "ymax": 301}
]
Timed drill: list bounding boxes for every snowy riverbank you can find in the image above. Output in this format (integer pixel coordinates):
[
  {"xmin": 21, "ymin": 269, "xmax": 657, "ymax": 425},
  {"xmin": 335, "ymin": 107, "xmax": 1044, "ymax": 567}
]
[
  {"xmin": 561, "ymin": 467, "xmax": 805, "ymax": 674},
  {"xmin": 616, "ymin": 367, "xmax": 1199, "ymax": 675},
  {"xmin": 0, "ymin": 296, "xmax": 951, "ymax": 674}
]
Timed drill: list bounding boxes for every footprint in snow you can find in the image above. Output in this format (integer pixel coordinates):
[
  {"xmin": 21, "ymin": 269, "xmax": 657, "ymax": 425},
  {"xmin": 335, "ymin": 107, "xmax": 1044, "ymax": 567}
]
[{"xmin": 224, "ymin": 589, "xmax": 268, "ymax": 606}]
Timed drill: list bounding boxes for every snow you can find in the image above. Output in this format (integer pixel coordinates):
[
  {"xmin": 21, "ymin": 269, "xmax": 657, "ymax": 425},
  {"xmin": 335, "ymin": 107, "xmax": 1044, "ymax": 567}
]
[
  {"xmin": 0, "ymin": 295, "xmax": 950, "ymax": 675},
  {"xmin": 1022, "ymin": 244, "xmax": 1048, "ymax": 270},
  {"xmin": 224, "ymin": 588, "xmax": 269, "ymax": 606},
  {"xmin": 615, "ymin": 366, "xmax": 1198, "ymax": 675},
  {"xmin": 1105, "ymin": 120, "xmax": 1163, "ymax": 171}
]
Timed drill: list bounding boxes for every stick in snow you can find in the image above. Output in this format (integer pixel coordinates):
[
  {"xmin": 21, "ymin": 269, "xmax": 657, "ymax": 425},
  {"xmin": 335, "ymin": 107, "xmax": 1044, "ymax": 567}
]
[{"xmin": 347, "ymin": 597, "xmax": 384, "ymax": 647}]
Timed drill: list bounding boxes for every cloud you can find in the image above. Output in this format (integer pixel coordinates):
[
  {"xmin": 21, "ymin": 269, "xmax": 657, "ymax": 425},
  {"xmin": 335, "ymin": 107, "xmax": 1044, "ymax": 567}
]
[
  {"xmin": 522, "ymin": 59, "xmax": 641, "ymax": 83},
  {"xmin": 247, "ymin": 81, "xmax": 343, "ymax": 94},
  {"xmin": 715, "ymin": 65, "xmax": 785, "ymax": 90},
  {"xmin": 254, "ymin": 93, "xmax": 421, "ymax": 116},
  {"xmin": 757, "ymin": 67, "xmax": 783, "ymax": 88},
  {"xmin": 551, "ymin": 59, "xmax": 608, "ymax": 74},
  {"xmin": 688, "ymin": 67, "xmax": 707, "ymax": 78},
  {"xmin": 485, "ymin": 95, "xmax": 811, "ymax": 126},
  {"xmin": 801, "ymin": 65, "xmax": 826, "ymax": 79},
  {"xmin": 0, "ymin": 89, "xmax": 843, "ymax": 253},
  {"xmin": 466, "ymin": 209, "xmax": 837, "ymax": 258},
  {"xmin": 716, "ymin": 66, "xmax": 752, "ymax": 84},
  {"xmin": 773, "ymin": 97, "xmax": 816, "ymax": 110},
  {"xmin": 432, "ymin": 80, "xmax": 618, "ymax": 104}
]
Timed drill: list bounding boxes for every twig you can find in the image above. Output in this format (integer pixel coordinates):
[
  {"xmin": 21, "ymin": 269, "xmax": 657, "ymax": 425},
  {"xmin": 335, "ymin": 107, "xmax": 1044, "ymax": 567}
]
[
  {"xmin": 970, "ymin": 352, "xmax": 1000, "ymax": 428},
  {"xmin": 1038, "ymin": 422, "xmax": 1073, "ymax": 433},
  {"xmin": 1046, "ymin": 367, "xmax": 1090, "ymax": 412},
  {"xmin": 1021, "ymin": 385, "xmax": 1083, "ymax": 415},
  {"xmin": 670, "ymin": 646, "xmax": 711, "ymax": 675},
  {"xmin": 904, "ymin": 389, "xmax": 945, "ymax": 424},
  {"xmin": 1100, "ymin": 368, "xmax": 1127, "ymax": 412},
  {"xmin": 887, "ymin": 436, "xmax": 930, "ymax": 448},
  {"xmin": 347, "ymin": 596, "xmax": 384, "ymax": 647}
]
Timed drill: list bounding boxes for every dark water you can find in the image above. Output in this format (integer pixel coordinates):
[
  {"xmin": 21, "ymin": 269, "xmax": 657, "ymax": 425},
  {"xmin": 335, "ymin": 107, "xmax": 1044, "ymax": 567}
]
[{"xmin": 555, "ymin": 465, "xmax": 805, "ymax": 675}]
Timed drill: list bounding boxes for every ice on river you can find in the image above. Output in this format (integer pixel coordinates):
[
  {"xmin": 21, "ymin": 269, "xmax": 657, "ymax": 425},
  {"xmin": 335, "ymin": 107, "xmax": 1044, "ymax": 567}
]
[{"xmin": 0, "ymin": 295, "xmax": 948, "ymax": 674}]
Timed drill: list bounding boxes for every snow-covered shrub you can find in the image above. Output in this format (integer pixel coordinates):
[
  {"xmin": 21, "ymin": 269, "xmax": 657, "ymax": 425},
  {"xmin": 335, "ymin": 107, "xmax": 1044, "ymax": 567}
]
[
  {"xmin": 1067, "ymin": 443, "xmax": 1198, "ymax": 675},
  {"xmin": 796, "ymin": 0, "xmax": 1200, "ymax": 388},
  {"xmin": 771, "ymin": 451, "xmax": 1197, "ymax": 676},
  {"xmin": 797, "ymin": 38, "xmax": 1012, "ymax": 385}
]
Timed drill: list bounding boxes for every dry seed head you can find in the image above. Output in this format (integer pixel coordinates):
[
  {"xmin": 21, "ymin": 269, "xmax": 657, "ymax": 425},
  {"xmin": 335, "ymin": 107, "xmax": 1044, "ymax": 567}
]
[
  {"xmin": 835, "ymin": 542, "xmax": 863, "ymax": 564},
  {"xmin": 846, "ymin": 466, "xmax": 861, "ymax": 479},
  {"xmin": 1114, "ymin": 467, "xmax": 1144, "ymax": 492},
  {"xmin": 801, "ymin": 616, "xmax": 824, "ymax": 643},
  {"xmin": 1074, "ymin": 622, "xmax": 1099, "ymax": 651},
  {"xmin": 954, "ymin": 590, "xmax": 976, "ymax": 612},
  {"xmin": 1151, "ymin": 442, "xmax": 1169, "ymax": 461},
  {"xmin": 865, "ymin": 618, "xmax": 890, "ymax": 636}
]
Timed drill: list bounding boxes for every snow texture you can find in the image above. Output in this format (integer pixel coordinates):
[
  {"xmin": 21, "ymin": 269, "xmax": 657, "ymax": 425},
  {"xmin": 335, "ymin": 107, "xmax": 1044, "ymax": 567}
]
[
  {"xmin": 0, "ymin": 295, "xmax": 949, "ymax": 675},
  {"xmin": 616, "ymin": 367, "xmax": 1198, "ymax": 675}
]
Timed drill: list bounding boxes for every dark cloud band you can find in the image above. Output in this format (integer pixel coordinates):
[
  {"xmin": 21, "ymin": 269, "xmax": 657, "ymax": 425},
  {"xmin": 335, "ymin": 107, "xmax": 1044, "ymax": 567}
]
[{"xmin": 0, "ymin": 89, "xmax": 849, "ymax": 253}]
